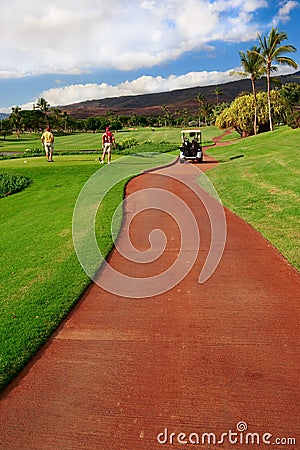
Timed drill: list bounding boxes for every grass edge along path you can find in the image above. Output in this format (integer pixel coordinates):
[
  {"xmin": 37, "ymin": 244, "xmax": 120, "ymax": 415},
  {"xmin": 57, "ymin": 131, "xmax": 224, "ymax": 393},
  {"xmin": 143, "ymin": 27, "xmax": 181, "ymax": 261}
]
[
  {"xmin": 0, "ymin": 152, "xmax": 175, "ymax": 391},
  {"xmin": 205, "ymin": 126, "xmax": 300, "ymax": 272}
]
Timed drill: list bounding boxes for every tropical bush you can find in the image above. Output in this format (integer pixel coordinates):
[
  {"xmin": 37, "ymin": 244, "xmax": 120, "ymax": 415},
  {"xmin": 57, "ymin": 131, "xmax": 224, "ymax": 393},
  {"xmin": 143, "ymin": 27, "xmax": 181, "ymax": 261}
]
[
  {"xmin": 216, "ymin": 90, "xmax": 288, "ymax": 137},
  {"xmin": 24, "ymin": 148, "xmax": 43, "ymax": 155},
  {"xmin": 115, "ymin": 137, "xmax": 139, "ymax": 151},
  {"xmin": 0, "ymin": 172, "xmax": 32, "ymax": 198},
  {"xmin": 280, "ymin": 83, "xmax": 300, "ymax": 107},
  {"xmin": 286, "ymin": 110, "xmax": 300, "ymax": 129}
]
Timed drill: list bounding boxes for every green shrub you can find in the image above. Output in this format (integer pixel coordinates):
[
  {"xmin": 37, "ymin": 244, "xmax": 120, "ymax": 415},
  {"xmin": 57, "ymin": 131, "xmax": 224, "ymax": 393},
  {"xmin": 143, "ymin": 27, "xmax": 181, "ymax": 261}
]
[
  {"xmin": 0, "ymin": 172, "xmax": 32, "ymax": 198},
  {"xmin": 286, "ymin": 110, "xmax": 300, "ymax": 129},
  {"xmin": 24, "ymin": 148, "xmax": 43, "ymax": 155},
  {"xmin": 115, "ymin": 137, "xmax": 139, "ymax": 152}
]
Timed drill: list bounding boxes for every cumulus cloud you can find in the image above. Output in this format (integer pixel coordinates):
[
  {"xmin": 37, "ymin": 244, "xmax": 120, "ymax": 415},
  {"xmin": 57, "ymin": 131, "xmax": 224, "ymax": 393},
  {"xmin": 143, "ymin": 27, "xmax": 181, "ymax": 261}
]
[
  {"xmin": 272, "ymin": 0, "xmax": 299, "ymax": 25},
  {"xmin": 0, "ymin": 0, "xmax": 270, "ymax": 78}
]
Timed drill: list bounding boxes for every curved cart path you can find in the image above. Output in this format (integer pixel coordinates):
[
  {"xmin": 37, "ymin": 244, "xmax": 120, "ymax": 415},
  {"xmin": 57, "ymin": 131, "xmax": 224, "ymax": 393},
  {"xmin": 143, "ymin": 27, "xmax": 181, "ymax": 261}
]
[{"xmin": 0, "ymin": 152, "xmax": 299, "ymax": 449}]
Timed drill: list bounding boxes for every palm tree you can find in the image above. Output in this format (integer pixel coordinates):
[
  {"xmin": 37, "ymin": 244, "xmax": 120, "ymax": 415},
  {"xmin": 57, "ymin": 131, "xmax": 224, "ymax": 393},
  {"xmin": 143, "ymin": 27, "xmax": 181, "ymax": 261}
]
[
  {"xmin": 196, "ymin": 92, "xmax": 205, "ymax": 126},
  {"xmin": 201, "ymin": 101, "xmax": 213, "ymax": 126},
  {"xmin": 62, "ymin": 111, "xmax": 69, "ymax": 132},
  {"xmin": 161, "ymin": 104, "xmax": 171, "ymax": 127},
  {"xmin": 257, "ymin": 27, "xmax": 297, "ymax": 131},
  {"xmin": 213, "ymin": 87, "xmax": 223, "ymax": 105},
  {"xmin": 237, "ymin": 46, "xmax": 265, "ymax": 134},
  {"xmin": 36, "ymin": 97, "xmax": 50, "ymax": 126},
  {"xmin": 174, "ymin": 109, "xmax": 182, "ymax": 127},
  {"xmin": 10, "ymin": 106, "xmax": 23, "ymax": 138},
  {"xmin": 51, "ymin": 108, "xmax": 63, "ymax": 130}
]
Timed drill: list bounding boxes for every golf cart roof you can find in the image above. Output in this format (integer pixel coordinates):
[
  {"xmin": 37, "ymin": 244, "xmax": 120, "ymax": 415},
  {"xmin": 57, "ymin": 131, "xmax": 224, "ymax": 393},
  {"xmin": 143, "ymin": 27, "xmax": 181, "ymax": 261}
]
[{"xmin": 181, "ymin": 129, "xmax": 201, "ymax": 134}]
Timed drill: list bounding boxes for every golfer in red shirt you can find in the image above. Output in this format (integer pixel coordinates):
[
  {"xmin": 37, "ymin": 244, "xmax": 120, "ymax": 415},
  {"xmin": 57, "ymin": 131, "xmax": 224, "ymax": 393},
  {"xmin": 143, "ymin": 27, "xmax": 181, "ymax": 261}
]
[{"xmin": 100, "ymin": 126, "xmax": 116, "ymax": 164}]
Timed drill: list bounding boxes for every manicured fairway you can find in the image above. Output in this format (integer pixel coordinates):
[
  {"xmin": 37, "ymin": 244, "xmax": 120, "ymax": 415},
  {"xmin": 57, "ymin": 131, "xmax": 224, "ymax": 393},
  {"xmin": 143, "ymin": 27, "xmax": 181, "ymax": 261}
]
[
  {"xmin": 0, "ymin": 155, "xmax": 98, "ymax": 387},
  {"xmin": 0, "ymin": 126, "xmax": 223, "ymax": 154},
  {"xmin": 206, "ymin": 126, "xmax": 300, "ymax": 271}
]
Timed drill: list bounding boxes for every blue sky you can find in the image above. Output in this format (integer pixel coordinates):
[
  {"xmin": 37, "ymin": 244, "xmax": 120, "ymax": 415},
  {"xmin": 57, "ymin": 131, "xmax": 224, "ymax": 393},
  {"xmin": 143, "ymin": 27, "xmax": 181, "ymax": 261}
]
[{"xmin": 0, "ymin": 0, "xmax": 299, "ymax": 113}]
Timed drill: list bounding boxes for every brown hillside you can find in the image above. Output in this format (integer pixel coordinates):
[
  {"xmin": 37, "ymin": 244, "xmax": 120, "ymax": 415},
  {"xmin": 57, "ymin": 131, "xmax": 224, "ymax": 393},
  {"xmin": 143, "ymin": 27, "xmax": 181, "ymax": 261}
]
[{"xmin": 60, "ymin": 72, "xmax": 300, "ymax": 119}]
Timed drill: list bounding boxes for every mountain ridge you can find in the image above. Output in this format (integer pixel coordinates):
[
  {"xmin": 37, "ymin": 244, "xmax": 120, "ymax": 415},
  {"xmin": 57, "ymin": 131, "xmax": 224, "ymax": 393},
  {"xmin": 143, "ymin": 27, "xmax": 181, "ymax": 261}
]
[{"xmin": 60, "ymin": 70, "xmax": 298, "ymax": 118}]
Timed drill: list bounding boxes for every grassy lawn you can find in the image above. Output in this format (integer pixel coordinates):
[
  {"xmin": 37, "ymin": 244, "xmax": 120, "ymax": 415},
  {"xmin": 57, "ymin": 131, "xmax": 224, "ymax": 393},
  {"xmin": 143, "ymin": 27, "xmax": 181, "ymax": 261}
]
[
  {"xmin": 0, "ymin": 126, "xmax": 224, "ymax": 154},
  {"xmin": 0, "ymin": 155, "xmax": 98, "ymax": 388},
  {"xmin": 219, "ymin": 128, "xmax": 241, "ymax": 142},
  {"xmin": 0, "ymin": 150, "xmax": 175, "ymax": 390},
  {"xmin": 206, "ymin": 126, "xmax": 300, "ymax": 271},
  {"xmin": 115, "ymin": 125, "xmax": 223, "ymax": 146}
]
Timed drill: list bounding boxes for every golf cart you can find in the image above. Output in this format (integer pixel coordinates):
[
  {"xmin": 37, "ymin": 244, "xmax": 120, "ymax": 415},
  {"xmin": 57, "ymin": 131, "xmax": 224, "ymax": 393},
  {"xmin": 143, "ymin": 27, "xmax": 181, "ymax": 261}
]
[{"xmin": 179, "ymin": 129, "xmax": 203, "ymax": 163}]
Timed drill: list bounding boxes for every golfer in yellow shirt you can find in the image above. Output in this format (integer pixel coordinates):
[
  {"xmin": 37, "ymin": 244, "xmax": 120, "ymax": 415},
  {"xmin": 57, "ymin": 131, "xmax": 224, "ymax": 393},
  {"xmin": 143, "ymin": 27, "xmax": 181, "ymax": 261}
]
[{"xmin": 41, "ymin": 127, "xmax": 54, "ymax": 162}]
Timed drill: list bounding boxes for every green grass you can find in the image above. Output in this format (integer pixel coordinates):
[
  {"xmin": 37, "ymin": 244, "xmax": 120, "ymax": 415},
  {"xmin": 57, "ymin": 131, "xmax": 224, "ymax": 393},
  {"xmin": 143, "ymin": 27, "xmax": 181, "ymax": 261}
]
[
  {"xmin": 0, "ymin": 126, "xmax": 223, "ymax": 154},
  {"xmin": 0, "ymin": 132, "xmax": 101, "ymax": 153},
  {"xmin": 0, "ymin": 156, "xmax": 97, "ymax": 387},
  {"xmin": 206, "ymin": 126, "xmax": 300, "ymax": 271},
  {"xmin": 0, "ymin": 150, "xmax": 175, "ymax": 390},
  {"xmin": 219, "ymin": 129, "xmax": 241, "ymax": 142},
  {"xmin": 0, "ymin": 133, "xmax": 42, "ymax": 153},
  {"xmin": 115, "ymin": 126, "xmax": 222, "ymax": 146}
]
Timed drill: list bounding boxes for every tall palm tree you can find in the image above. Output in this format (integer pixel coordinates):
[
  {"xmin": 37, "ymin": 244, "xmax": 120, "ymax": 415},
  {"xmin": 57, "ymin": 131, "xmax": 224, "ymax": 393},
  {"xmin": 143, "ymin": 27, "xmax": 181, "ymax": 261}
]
[
  {"xmin": 62, "ymin": 111, "xmax": 69, "ymax": 132},
  {"xmin": 11, "ymin": 106, "xmax": 23, "ymax": 138},
  {"xmin": 36, "ymin": 97, "xmax": 50, "ymax": 126},
  {"xmin": 196, "ymin": 92, "xmax": 205, "ymax": 126},
  {"xmin": 257, "ymin": 27, "xmax": 297, "ymax": 131},
  {"xmin": 201, "ymin": 101, "xmax": 213, "ymax": 126},
  {"xmin": 51, "ymin": 108, "xmax": 62, "ymax": 130},
  {"xmin": 161, "ymin": 104, "xmax": 171, "ymax": 127},
  {"xmin": 238, "ymin": 46, "xmax": 265, "ymax": 134},
  {"xmin": 213, "ymin": 87, "xmax": 223, "ymax": 105},
  {"xmin": 181, "ymin": 108, "xmax": 189, "ymax": 127}
]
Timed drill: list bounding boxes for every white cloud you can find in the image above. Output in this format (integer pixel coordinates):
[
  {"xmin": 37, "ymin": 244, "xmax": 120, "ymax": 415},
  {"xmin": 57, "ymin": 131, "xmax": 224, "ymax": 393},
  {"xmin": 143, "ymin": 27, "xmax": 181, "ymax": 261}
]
[
  {"xmin": 273, "ymin": 1, "xmax": 299, "ymax": 25},
  {"xmin": 0, "ymin": 0, "xmax": 270, "ymax": 78}
]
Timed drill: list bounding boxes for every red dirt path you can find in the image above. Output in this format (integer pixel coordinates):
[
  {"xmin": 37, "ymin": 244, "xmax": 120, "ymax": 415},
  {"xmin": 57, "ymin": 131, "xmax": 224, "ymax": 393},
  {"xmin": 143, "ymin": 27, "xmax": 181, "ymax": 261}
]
[{"xmin": 0, "ymin": 148, "xmax": 299, "ymax": 449}]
